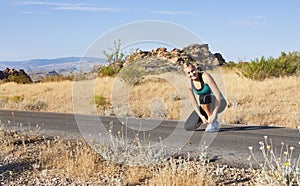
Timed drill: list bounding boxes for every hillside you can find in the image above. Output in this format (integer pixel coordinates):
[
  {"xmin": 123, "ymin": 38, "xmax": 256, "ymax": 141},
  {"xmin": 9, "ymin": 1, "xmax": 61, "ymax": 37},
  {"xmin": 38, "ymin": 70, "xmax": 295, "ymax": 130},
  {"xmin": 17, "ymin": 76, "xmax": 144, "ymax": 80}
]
[{"xmin": 0, "ymin": 57, "xmax": 105, "ymax": 77}]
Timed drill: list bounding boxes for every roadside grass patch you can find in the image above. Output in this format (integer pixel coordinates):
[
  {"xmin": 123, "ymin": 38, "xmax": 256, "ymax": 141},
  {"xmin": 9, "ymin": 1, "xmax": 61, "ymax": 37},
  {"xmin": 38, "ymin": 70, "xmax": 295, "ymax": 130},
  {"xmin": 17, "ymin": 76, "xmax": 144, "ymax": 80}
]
[
  {"xmin": 90, "ymin": 95, "xmax": 111, "ymax": 108},
  {"xmin": 248, "ymin": 135, "xmax": 300, "ymax": 185},
  {"xmin": 0, "ymin": 127, "xmax": 216, "ymax": 185},
  {"xmin": 23, "ymin": 100, "xmax": 48, "ymax": 111},
  {"xmin": 0, "ymin": 120, "xmax": 257, "ymax": 185}
]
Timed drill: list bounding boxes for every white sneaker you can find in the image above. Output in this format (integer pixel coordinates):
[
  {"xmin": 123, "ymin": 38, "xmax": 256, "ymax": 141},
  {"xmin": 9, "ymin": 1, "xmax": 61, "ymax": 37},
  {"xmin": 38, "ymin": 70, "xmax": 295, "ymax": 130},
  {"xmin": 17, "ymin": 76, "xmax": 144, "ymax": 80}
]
[
  {"xmin": 205, "ymin": 121, "xmax": 219, "ymax": 132},
  {"xmin": 212, "ymin": 121, "xmax": 219, "ymax": 130},
  {"xmin": 205, "ymin": 124, "xmax": 215, "ymax": 132}
]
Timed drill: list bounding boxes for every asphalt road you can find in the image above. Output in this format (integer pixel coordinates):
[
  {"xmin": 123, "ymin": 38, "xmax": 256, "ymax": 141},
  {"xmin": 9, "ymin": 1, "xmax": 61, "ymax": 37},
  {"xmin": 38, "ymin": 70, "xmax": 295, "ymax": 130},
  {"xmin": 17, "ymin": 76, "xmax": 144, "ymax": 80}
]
[{"xmin": 0, "ymin": 109, "xmax": 299, "ymax": 168}]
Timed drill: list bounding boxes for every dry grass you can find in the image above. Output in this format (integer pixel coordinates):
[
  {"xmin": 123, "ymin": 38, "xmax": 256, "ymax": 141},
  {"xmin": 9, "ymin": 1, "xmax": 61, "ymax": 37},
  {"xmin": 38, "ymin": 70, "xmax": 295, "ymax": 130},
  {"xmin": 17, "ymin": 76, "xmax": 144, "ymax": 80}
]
[
  {"xmin": 0, "ymin": 81, "xmax": 74, "ymax": 113},
  {"xmin": 222, "ymin": 70, "xmax": 300, "ymax": 128},
  {"xmin": 1, "ymin": 69, "xmax": 299, "ymax": 184},
  {"xmin": 0, "ymin": 77, "xmax": 115, "ymax": 114},
  {"xmin": 129, "ymin": 77, "xmax": 182, "ymax": 119},
  {"xmin": 2, "ymin": 126, "xmax": 299, "ymax": 185},
  {"xmin": 0, "ymin": 70, "xmax": 299, "ymax": 128},
  {"xmin": 0, "ymin": 129, "xmax": 223, "ymax": 185},
  {"xmin": 1, "ymin": 125, "xmax": 264, "ymax": 185}
]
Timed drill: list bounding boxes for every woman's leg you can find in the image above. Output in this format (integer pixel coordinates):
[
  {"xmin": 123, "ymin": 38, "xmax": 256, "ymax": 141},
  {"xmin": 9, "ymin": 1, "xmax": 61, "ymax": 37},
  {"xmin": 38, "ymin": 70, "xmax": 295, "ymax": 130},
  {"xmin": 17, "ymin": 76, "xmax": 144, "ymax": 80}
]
[
  {"xmin": 202, "ymin": 103, "xmax": 218, "ymax": 131},
  {"xmin": 200, "ymin": 103, "xmax": 213, "ymax": 117},
  {"xmin": 199, "ymin": 94, "xmax": 213, "ymax": 117}
]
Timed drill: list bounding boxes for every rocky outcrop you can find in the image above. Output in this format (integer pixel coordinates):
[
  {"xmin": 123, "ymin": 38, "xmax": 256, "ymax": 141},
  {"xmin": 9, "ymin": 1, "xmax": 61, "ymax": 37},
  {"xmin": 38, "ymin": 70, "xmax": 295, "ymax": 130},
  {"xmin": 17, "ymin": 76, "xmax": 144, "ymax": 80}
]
[
  {"xmin": 183, "ymin": 43, "xmax": 226, "ymax": 70},
  {"xmin": 214, "ymin": 53, "xmax": 227, "ymax": 66},
  {"xmin": 124, "ymin": 43, "xmax": 226, "ymax": 70},
  {"xmin": 0, "ymin": 68, "xmax": 32, "ymax": 84},
  {"xmin": 124, "ymin": 47, "xmax": 193, "ymax": 67},
  {"xmin": 118, "ymin": 43, "xmax": 226, "ymax": 86}
]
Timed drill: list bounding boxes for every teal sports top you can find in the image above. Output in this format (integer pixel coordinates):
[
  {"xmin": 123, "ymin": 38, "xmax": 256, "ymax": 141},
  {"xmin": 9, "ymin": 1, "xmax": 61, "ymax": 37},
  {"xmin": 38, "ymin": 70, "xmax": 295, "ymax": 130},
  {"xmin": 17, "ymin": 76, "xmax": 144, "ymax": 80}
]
[{"xmin": 191, "ymin": 73, "xmax": 212, "ymax": 95}]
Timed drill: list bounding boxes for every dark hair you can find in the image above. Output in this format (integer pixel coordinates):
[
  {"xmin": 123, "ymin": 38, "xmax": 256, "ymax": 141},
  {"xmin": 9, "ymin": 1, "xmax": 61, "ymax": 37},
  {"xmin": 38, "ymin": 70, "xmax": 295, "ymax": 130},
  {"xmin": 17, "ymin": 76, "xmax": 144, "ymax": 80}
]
[{"xmin": 183, "ymin": 62, "xmax": 203, "ymax": 72}]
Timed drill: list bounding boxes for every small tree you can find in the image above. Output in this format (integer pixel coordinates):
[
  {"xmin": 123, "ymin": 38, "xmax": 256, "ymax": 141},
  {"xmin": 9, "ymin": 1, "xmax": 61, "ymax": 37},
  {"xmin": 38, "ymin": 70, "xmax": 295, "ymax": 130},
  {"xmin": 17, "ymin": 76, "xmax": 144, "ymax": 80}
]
[{"xmin": 102, "ymin": 39, "xmax": 125, "ymax": 73}]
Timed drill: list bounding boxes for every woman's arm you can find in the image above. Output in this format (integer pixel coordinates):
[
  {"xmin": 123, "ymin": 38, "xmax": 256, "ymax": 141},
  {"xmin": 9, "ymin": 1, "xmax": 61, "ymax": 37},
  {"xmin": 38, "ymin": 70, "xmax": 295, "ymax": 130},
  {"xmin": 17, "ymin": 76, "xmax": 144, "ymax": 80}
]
[
  {"xmin": 185, "ymin": 80, "xmax": 208, "ymax": 123},
  {"xmin": 202, "ymin": 72, "xmax": 223, "ymax": 122}
]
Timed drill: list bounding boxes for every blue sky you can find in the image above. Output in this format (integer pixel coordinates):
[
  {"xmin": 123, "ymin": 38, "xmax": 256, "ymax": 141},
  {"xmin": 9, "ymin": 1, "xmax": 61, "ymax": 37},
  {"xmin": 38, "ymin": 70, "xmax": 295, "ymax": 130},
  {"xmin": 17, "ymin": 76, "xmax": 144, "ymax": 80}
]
[{"xmin": 1, "ymin": 0, "xmax": 299, "ymax": 62}]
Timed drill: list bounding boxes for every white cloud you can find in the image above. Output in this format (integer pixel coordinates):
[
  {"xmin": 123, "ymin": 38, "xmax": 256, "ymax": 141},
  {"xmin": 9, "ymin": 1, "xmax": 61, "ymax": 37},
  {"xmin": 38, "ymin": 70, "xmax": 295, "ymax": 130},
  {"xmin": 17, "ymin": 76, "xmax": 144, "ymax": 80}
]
[
  {"xmin": 152, "ymin": 10, "xmax": 196, "ymax": 15},
  {"xmin": 53, "ymin": 6, "xmax": 117, "ymax": 12},
  {"xmin": 15, "ymin": 1, "xmax": 88, "ymax": 7},
  {"xmin": 230, "ymin": 16, "xmax": 267, "ymax": 26},
  {"xmin": 14, "ymin": 1, "xmax": 120, "ymax": 12}
]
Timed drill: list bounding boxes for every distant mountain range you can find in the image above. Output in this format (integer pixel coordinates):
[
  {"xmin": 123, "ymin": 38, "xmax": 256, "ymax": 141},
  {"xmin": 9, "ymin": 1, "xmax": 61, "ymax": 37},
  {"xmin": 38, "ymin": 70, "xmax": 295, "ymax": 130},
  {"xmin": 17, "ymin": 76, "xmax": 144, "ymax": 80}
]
[{"xmin": 0, "ymin": 57, "xmax": 106, "ymax": 75}]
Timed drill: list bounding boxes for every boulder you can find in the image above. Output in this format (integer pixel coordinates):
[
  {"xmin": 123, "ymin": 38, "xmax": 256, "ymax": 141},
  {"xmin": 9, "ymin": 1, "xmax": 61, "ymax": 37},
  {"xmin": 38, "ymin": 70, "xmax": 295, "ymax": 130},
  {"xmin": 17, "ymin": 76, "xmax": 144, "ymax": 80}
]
[
  {"xmin": 0, "ymin": 68, "xmax": 32, "ymax": 83},
  {"xmin": 124, "ymin": 43, "xmax": 226, "ymax": 70}
]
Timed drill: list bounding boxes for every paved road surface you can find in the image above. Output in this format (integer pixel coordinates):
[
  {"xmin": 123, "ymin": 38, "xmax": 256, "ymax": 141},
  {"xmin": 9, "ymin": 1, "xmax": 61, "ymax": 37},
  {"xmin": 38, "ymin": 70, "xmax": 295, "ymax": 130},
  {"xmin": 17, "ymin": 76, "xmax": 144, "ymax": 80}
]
[{"xmin": 0, "ymin": 109, "xmax": 299, "ymax": 168}]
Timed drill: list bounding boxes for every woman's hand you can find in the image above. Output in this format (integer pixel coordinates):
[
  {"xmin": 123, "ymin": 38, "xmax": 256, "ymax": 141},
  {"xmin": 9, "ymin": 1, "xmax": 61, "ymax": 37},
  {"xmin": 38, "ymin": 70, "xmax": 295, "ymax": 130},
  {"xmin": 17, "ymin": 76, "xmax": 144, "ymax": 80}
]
[
  {"xmin": 207, "ymin": 113, "xmax": 216, "ymax": 124},
  {"xmin": 199, "ymin": 115, "xmax": 208, "ymax": 124}
]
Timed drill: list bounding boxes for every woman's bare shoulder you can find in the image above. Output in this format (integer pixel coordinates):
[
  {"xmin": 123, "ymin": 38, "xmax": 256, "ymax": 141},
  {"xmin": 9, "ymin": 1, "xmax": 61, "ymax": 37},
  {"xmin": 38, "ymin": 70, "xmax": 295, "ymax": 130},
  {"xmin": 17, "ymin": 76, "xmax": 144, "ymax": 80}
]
[{"xmin": 201, "ymin": 71, "xmax": 211, "ymax": 80}]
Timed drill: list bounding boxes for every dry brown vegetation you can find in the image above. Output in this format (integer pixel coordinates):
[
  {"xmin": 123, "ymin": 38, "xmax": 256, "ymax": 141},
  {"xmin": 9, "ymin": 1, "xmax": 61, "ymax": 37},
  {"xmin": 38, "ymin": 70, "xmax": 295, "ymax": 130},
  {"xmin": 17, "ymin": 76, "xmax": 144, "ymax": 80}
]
[
  {"xmin": 1, "ymin": 69, "xmax": 299, "ymax": 128},
  {"xmin": 2, "ymin": 124, "xmax": 298, "ymax": 185},
  {"xmin": 223, "ymin": 70, "xmax": 300, "ymax": 128},
  {"xmin": 1, "ymin": 69, "xmax": 300, "ymax": 185},
  {"xmin": 0, "ymin": 129, "xmax": 258, "ymax": 185}
]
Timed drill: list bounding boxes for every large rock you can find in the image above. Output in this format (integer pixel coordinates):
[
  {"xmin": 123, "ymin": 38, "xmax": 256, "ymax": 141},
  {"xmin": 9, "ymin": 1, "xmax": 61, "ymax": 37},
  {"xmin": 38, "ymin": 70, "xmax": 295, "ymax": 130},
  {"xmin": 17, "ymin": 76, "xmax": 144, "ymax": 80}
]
[
  {"xmin": 183, "ymin": 43, "xmax": 226, "ymax": 70},
  {"xmin": 0, "ymin": 68, "xmax": 32, "ymax": 83},
  {"xmin": 214, "ymin": 52, "xmax": 227, "ymax": 66},
  {"xmin": 119, "ymin": 43, "xmax": 227, "ymax": 84},
  {"xmin": 124, "ymin": 43, "xmax": 226, "ymax": 71}
]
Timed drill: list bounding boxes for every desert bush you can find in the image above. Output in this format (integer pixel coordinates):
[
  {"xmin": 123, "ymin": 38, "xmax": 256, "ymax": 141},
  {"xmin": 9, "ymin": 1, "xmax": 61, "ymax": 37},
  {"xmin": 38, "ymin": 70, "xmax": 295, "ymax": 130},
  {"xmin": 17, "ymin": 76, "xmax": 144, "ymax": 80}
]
[
  {"xmin": 91, "ymin": 95, "xmax": 111, "ymax": 108},
  {"xmin": 0, "ymin": 95, "xmax": 23, "ymax": 104},
  {"xmin": 10, "ymin": 95, "xmax": 23, "ymax": 102},
  {"xmin": 23, "ymin": 100, "xmax": 47, "ymax": 111},
  {"xmin": 224, "ymin": 61, "xmax": 237, "ymax": 69},
  {"xmin": 98, "ymin": 65, "xmax": 121, "ymax": 77},
  {"xmin": 102, "ymin": 39, "xmax": 125, "ymax": 72},
  {"xmin": 223, "ymin": 51, "xmax": 300, "ymax": 80}
]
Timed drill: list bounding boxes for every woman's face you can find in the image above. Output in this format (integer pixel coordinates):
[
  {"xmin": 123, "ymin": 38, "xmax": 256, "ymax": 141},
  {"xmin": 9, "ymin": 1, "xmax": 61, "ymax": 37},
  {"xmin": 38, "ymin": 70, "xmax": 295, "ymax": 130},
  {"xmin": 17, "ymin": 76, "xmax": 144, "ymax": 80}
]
[{"xmin": 184, "ymin": 66, "xmax": 197, "ymax": 80}]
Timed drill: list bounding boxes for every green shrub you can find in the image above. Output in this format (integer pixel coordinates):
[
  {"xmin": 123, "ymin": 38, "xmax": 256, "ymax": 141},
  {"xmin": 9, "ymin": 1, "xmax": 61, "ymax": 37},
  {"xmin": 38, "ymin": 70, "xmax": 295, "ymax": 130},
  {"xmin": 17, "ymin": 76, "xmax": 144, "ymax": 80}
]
[
  {"xmin": 0, "ymin": 95, "xmax": 24, "ymax": 103},
  {"xmin": 10, "ymin": 95, "xmax": 23, "ymax": 102},
  {"xmin": 232, "ymin": 51, "xmax": 300, "ymax": 80},
  {"xmin": 91, "ymin": 95, "xmax": 111, "ymax": 108},
  {"xmin": 226, "ymin": 61, "xmax": 237, "ymax": 68},
  {"xmin": 98, "ymin": 66, "xmax": 121, "ymax": 77}
]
